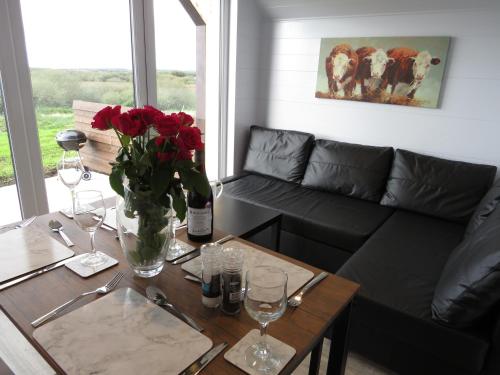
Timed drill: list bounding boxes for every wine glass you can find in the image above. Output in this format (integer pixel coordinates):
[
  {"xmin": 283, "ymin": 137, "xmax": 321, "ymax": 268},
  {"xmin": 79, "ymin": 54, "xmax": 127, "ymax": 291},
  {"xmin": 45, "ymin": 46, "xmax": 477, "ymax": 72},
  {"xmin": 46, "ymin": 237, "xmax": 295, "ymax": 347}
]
[
  {"xmin": 244, "ymin": 266, "xmax": 288, "ymax": 373},
  {"xmin": 57, "ymin": 150, "xmax": 84, "ymax": 216},
  {"xmin": 73, "ymin": 190, "xmax": 106, "ymax": 267},
  {"xmin": 167, "ymin": 216, "xmax": 183, "ymax": 258}
]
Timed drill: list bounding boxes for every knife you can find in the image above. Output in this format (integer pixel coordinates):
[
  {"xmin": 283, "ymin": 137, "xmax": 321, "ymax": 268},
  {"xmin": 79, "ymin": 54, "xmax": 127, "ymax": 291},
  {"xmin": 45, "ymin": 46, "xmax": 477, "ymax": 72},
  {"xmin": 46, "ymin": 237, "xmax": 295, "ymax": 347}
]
[
  {"xmin": 0, "ymin": 216, "xmax": 36, "ymax": 233},
  {"xmin": 0, "ymin": 254, "xmax": 86, "ymax": 291},
  {"xmin": 179, "ymin": 342, "xmax": 228, "ymax": 375},
  {"xmin": 172, "ymin": 235, "xmax": 235, "ymax": 265}
]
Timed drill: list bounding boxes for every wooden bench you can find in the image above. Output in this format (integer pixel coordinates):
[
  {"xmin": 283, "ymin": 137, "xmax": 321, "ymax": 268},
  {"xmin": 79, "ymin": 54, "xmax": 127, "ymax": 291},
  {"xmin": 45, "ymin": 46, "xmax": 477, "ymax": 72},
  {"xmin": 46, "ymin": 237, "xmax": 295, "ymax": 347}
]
[{"xmin": 73, "ymin": 100, "xmax": 126, "ymax": 175}]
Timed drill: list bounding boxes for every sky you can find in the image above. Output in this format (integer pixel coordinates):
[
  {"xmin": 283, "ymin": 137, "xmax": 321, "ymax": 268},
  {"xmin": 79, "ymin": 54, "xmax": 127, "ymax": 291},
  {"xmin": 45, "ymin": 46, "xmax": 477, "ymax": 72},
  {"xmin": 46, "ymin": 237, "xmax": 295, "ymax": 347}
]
[{"xmin": 20, "ymin": 0, "xmax": 196, "ymax": 71}]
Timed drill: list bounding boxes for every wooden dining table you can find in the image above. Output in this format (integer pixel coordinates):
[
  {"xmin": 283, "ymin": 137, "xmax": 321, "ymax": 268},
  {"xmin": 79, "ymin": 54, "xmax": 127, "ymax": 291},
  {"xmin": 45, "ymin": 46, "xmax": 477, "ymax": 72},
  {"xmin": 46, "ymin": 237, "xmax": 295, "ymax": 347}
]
[{"xmin": 0, "ymin": 210, "xmax": 359, "ymax": 375}]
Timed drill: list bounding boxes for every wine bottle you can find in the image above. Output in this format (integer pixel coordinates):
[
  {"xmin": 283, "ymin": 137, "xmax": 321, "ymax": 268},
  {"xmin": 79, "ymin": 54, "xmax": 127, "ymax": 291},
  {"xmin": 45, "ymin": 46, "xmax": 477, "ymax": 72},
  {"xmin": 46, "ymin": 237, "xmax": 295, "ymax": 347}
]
[{"xmin": 187, "ymin": 150, "xmax": 213, "ymax": 242}]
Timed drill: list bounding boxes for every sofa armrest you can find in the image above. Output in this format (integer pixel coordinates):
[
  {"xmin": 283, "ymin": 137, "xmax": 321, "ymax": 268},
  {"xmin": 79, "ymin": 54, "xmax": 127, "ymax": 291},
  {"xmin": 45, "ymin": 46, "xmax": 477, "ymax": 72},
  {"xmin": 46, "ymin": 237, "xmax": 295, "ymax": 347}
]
[{"xmin": 221, "ymin": 172, "xmax": 250, "ymax": 185}]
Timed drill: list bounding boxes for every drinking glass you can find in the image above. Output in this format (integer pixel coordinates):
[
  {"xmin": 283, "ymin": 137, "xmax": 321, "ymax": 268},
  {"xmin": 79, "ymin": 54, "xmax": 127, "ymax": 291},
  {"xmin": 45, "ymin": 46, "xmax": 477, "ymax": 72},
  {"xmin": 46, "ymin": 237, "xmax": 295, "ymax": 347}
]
[
  {"xmin": 167, "ymin": 216, "xmax": 183, "ymax": 258},
  {"xmin": 244, "ymin": 266, "xmax": 288, "ymax": 373},
  {"xmin": 57, "ymin": 150, "xmax": 84, "ymax": 216},
  {"xmin": 73, "ymin": 190, "xmax": 106, "ymax": 267}
]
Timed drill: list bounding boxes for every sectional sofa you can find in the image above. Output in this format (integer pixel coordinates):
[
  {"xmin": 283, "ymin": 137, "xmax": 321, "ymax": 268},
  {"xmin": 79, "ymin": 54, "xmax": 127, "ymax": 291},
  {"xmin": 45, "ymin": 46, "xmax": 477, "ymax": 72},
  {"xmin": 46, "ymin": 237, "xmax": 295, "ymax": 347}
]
[{"xmin": 222, "ymin": 125, "xmax": 500, "ymax": 375}]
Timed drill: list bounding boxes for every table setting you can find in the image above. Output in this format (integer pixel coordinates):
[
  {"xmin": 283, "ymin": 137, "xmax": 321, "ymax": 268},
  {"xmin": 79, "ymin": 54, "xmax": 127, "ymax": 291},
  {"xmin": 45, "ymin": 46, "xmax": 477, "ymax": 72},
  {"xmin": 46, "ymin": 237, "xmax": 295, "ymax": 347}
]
[{"xmin": 0, "ymin": 105, "xmax": 359, "ymax": 375}]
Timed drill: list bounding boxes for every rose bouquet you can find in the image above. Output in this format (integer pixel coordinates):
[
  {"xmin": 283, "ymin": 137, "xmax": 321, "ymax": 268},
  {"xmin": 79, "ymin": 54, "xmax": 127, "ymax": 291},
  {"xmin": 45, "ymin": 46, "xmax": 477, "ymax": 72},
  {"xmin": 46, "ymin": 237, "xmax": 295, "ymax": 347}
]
[{"xmin": 91, "ymin": 105, "xmax": 209, "ymax": 276}]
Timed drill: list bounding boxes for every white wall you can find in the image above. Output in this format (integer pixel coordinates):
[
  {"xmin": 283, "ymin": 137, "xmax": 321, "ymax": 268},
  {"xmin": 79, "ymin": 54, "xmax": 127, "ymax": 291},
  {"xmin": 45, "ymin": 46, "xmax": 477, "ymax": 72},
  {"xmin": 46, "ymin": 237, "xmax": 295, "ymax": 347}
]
[
  {"xmin": 253, "ymin": 5, "xmax": 500, "ymax": 168},
  {"xmin": 227, "ymin": 0, "xmax": 268, "ymax": 174}
]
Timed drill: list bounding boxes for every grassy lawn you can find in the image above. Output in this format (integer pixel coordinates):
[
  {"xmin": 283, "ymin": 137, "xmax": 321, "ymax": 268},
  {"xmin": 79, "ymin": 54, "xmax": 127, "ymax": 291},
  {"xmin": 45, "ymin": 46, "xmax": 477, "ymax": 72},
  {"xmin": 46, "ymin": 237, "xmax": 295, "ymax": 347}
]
[
  {"xmin": 0, "ymin": 107, "xmax": 73, "ymax": 186},
  {"xmin": 0, "ymin": 68, "xmax": 195, "ymax": 187}
]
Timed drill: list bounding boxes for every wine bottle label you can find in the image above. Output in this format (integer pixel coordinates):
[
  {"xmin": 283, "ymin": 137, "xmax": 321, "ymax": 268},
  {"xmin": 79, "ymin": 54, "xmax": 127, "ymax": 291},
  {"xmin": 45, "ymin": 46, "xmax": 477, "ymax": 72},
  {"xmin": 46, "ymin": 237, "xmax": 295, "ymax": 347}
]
[{"xmin": 187, "ymin": 207, "xmax": 212, "ymax": 236}]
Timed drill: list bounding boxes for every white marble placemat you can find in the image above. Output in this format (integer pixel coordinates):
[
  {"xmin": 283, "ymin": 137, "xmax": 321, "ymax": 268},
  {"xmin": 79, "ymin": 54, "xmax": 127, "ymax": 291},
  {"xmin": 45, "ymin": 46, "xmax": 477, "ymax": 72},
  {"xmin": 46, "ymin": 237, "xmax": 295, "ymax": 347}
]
[
  {"xmin": 33, "ymin": 288, "xmax": 212, "ymax": 375},
  {"xmin": 0, "ymin": 226, "xmax": 74, "ymax": 283},
  {"xmin": 65, "ymin": 253, "xmax": 118, "ymax": 278},
  {"xmin": 224, "ymin": 329, "xmax": 296, "ymax": 375},
  {"xmin": 181, "ymin": 240, "xmax": 314, "ymax": 297}
]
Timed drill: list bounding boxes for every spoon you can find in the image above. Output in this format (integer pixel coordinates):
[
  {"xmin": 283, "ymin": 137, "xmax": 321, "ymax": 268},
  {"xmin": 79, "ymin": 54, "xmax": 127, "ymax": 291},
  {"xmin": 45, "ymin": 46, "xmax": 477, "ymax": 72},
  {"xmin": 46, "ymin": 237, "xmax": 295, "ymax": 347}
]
[
  {"xmin": 48, "ymin": 220, "xmax": 74, "ymax": 247},
  {"xmin": 146, "ymin": 286, "xmax": 203, "ymax": 332}
]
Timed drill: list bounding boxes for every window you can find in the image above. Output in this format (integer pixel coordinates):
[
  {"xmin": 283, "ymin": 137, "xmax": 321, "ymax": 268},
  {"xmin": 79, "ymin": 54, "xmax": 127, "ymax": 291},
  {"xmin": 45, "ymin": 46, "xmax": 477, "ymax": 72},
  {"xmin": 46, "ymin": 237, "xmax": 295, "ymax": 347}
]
[
  {"xmin": 0, "ymin": 0, "xmax": 226, "ymax": 220},
  {"xmin": 154, "ymin": 0, "xmax": 197, "ymax": 114},
  {"xmin": 20, "ymin": 0, "xmax": 133, "ymax": 212}
]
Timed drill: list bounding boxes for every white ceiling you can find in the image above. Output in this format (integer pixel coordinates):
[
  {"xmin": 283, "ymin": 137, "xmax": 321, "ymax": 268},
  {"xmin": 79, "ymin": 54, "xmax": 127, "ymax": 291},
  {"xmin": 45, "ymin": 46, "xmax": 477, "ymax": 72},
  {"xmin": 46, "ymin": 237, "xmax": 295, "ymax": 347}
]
[{"xmin": 256, "ymin": 0, "xmax": 500, "ymax": 19}]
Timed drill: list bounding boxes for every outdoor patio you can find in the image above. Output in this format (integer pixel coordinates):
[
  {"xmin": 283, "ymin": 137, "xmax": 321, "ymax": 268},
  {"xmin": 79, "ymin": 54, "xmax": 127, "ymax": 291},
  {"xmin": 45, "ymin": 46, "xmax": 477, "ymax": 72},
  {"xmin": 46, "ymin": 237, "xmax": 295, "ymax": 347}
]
[{"xmin": 0, "ymin": 172, "xmax": 116, "ymax": 226}]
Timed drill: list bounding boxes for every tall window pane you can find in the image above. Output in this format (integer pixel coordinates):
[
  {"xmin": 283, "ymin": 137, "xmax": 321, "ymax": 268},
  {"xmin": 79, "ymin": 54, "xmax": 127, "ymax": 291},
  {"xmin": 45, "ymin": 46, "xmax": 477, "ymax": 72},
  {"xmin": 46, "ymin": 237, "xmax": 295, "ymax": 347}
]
[
  {"xmin": 154, "ymin": 0, "xmax": 197, "ymax": 114},
  {"xmin": 20, "ymin": 0, "xmax": 132, "ymax": 211}
]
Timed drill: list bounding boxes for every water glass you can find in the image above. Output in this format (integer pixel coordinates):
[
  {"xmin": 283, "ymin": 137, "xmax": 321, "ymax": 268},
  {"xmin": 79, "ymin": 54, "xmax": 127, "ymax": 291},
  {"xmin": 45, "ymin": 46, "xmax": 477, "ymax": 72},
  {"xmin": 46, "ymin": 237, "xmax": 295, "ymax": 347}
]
[
  {"xmin": 73, "ymin": 190, "xmax": 106, "ymax": 267},
  {"xmin": 244, "ymin": 266, "xmax": 288, "ymax": 373},
  {"xmin": 57, "ymin": 150, "xmax": 84, "ymax": 216}
]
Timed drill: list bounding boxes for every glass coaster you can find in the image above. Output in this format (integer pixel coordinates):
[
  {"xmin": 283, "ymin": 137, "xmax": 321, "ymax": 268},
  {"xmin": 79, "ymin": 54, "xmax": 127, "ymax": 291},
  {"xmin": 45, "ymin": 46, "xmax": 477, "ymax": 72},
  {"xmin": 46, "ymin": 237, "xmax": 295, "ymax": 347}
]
[
  {"xmin": 65, "ymin": 253, "xmax": 118, "ymax": 278},
  {"xmin": 224, "ymin": 329, "xmax": 296, "ymax": 375}
]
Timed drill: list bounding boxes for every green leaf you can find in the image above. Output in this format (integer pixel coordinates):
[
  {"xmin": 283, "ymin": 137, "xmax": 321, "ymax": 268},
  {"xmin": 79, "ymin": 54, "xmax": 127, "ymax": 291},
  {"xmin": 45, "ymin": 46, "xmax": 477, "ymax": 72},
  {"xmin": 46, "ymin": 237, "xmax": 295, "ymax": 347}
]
[
  {"xmin": 109, "ymin": 167, "xmax": 124, "ymax": 197},
  {"xmin": 170, "ymin": 188, "xmax": 187, "ymax": 222},
  {"xmin": 151, "ymin": 166, "xmax": 173, "ymax": 198},
  {"xmin": 121, "ymin": 135, "xmax": 131, "ymax": 147}
]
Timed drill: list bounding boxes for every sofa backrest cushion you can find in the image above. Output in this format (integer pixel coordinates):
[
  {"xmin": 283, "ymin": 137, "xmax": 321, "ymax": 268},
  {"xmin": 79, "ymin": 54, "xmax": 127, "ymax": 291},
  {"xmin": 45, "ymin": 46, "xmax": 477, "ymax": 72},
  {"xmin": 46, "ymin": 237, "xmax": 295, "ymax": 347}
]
[
  {"xmin": 243, "ymin": 126, "xmax": 315, "ymax": 183},
  {"xmin": 301, "ymin": 139, "xmax": 394, "ymax": 201},
  {"xmin": 431, "ymin": 204, "xmax": 500, "ymax": 327},
  {"xmin": 380, "ymin": 149, "xmax": 497, "ymax": 223},
  {"xmin": 465, "ymin": 179, "xmax": 500, "ymax": 237}
]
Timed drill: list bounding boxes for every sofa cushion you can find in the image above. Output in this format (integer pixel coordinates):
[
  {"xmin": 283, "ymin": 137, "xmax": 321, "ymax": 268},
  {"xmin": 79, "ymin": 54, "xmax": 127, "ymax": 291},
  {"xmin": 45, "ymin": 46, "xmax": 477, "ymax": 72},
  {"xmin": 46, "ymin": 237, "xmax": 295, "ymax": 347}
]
[
  {"xmin": 301, "ymin": 139, "xmax": 393, "ymax": 202},
  {"xmin": 465, "ymin": 179, "xmax": 500, "ymax": 237},
  {"xmin": 223, "ymin": 174, "xmax": 394, "ymax": 251},
  {"xmin": 243, "ymin": 126, "xmax": 315, "ymax": 183},
  {"xmin": 380, "ymin": 149, "xmax": 496, "ymax": 223},
  {"xmin": 432, "ymin": 204, "xmax": 500, "ymax": 328},
  {"xmin": 338, "ymin": 210, "xmax": 489, "ymax": 374}
]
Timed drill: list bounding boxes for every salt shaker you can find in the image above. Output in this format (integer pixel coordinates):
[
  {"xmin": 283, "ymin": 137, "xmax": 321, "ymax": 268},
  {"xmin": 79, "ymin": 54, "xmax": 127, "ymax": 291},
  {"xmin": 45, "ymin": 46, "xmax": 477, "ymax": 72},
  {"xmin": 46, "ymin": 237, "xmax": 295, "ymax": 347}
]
[
  {"xmin": 200, "ymin": 242, "xmax": 223, "ymax": 308},
  {"xmin": 221, "ymin": 247, "xmax": 244, "ymax": 315}
]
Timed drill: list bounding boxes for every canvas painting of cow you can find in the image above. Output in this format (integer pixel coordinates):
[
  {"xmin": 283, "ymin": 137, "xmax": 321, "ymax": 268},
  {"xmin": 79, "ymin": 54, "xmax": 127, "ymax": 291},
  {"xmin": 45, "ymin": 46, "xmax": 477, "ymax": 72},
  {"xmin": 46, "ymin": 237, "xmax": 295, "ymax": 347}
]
[{"xmin": 315, "ymin": 36, "xmax": 450, "ymax": 108}]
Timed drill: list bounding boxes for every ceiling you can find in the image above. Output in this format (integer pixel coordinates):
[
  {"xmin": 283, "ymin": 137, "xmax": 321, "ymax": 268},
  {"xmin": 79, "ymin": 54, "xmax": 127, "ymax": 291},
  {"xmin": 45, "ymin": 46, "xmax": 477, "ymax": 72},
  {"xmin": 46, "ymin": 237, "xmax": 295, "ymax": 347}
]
[{"xmin": 256, "ymin": 0, "xmax": 499, "ymax": 19}]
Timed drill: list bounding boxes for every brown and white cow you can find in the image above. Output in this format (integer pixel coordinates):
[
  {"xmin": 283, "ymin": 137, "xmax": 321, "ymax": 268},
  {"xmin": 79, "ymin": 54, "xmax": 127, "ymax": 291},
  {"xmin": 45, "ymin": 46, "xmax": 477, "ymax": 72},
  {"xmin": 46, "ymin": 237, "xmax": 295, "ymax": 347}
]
[
  {"xmin": 355, "ymin": 47, "xmax": 393, "ymax": 97},
  {"xmin": 381, "ymin": 47, "xmax": 441, "ymax": 99},
  {"xmin": 325, "ymin": 44, "xmax": 359, "ymax": 98}
]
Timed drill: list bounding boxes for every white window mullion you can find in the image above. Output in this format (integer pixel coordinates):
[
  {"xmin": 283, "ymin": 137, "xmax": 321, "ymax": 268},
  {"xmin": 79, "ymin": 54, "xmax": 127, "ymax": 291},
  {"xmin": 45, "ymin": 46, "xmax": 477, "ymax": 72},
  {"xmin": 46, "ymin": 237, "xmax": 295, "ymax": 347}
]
[
  {"xmin": 0, "ymin": 0, "xmax": 48, "ymax": 218},
  {"xmin": 129, "ymin": 0, "xmax": 157, "ymax": 107}
]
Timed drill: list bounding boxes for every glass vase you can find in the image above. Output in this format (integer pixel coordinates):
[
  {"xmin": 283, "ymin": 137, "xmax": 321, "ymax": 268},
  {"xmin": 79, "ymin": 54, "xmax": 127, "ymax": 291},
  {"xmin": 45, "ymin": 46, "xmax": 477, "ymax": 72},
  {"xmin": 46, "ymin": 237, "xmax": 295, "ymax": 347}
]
[{"xmin": 116, "ymin": 185, "xmax": 172, "ymax": 278}]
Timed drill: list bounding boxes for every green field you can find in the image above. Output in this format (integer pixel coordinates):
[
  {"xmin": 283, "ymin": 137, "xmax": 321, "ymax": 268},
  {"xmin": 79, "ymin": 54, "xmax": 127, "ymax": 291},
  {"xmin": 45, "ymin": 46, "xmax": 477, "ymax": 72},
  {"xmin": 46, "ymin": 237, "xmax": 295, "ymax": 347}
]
[{"xmin": 0, "ymin": 68, "xmax": 195, "ymax": 186}]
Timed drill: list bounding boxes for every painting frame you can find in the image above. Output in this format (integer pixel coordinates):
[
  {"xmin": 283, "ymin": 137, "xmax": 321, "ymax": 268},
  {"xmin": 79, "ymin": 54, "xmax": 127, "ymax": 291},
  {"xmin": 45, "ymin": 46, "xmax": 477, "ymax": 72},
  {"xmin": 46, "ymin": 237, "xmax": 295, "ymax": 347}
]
[{"xmin": 315, "ymin": 36, "xmax": 451, "ymax": 108}]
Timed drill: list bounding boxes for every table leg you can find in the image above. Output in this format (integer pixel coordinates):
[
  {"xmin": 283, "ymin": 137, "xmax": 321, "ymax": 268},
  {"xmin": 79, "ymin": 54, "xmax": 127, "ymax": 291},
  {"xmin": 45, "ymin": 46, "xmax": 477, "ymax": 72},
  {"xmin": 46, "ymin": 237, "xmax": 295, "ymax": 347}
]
[
  {"xmin": 271, "ymin": 217, "xmax": 281, "ymax": 252},
  {"xmin": 326, "ymin": 302, "xmax": 352, "ymax": 375},
  {"xmin": 308, "ymin": 338, "xmax": 324, "ymax": 375}
]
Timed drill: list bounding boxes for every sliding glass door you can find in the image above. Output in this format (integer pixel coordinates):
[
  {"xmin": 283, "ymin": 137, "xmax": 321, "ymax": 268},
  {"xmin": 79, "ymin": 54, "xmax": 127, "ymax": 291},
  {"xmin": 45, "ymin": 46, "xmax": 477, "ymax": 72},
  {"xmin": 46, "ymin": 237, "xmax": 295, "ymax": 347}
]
[{"xmin": 0, "ymin": 0, "xmax": 225, "ymax": 222}]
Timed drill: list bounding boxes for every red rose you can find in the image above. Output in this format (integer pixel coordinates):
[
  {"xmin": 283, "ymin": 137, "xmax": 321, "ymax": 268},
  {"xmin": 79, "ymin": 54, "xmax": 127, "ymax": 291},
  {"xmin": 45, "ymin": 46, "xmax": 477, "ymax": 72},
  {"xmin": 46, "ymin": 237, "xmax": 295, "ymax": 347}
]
[
  {"xmin": 155, "ymin": 136, "xmax": 192, "ymax": 161},
  {"xmin": 91, "ymin": 105, "xmax": 121, "ymax": 130},
  {"xmin": 153, "ymin": 113, "xmax": 180, "ymax": 137},
  {"xmin": 128, "ymin": 106, "xmax": 163, "ymax": 126},
  {"xmin": 157, "ymin": 150, "xmax": 175, "ymax": 162},
  {"xmin": 178, "ymin": 126, "xmax": 203, "ymax": 151},
  {"xmin": 177, "ymin": 112, "xmax": 194, "ymax": 126},
  {"xmin": 172, "ymin": 137, "xmax": 193, "ymax": 160},
  {"xmin": 111, "ymin": 112, "xmax": 147, "ymax": 137}
]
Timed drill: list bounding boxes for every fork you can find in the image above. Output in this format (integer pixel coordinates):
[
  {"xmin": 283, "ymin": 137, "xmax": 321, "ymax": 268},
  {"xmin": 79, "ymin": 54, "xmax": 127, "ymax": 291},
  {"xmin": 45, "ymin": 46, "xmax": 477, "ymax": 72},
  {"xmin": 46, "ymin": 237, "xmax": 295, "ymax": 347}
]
[
  {"xmin": 288, "ymin": 272, "xmax": 329, "ymax": 307},
  {"xmin": 31, "ymin": 271, "xmax": 124, "ymax": 327}
]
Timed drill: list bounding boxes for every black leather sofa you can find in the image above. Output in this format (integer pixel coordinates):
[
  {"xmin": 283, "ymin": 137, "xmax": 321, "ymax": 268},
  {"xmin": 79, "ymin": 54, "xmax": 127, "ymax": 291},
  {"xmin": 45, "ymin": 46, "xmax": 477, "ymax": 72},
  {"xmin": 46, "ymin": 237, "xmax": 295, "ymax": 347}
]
[{"xmin": 222, "ymin": 125, "xmax": 500, "ymax": 375}]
